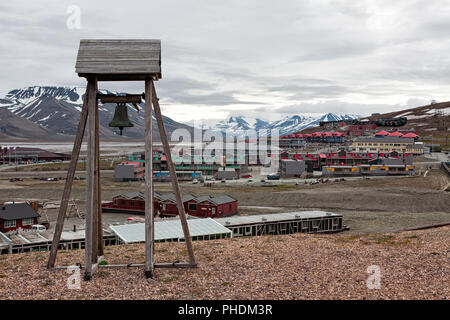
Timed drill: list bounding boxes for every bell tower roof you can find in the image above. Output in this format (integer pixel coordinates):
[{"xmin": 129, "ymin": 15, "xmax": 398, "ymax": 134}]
[{"xmin": 75, "ymin": 39, "xmax": 161, "ymax": 81}]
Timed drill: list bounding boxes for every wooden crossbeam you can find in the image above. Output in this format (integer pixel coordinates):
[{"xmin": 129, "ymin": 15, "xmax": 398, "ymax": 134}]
[{"xmin": 98, "ymin": 94, "xmax": 143, "ymax": 104}]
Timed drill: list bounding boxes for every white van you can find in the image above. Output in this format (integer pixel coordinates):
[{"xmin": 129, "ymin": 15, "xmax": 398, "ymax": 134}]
[{"xmin": 31, "ymin": 225, "xmax": 46, "ymax": 233}]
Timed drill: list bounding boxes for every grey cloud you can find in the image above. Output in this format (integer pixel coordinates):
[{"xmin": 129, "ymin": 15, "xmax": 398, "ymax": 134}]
[{"xmin": 1, "ymin": 0, "xmax": 450, "ymax": 119}]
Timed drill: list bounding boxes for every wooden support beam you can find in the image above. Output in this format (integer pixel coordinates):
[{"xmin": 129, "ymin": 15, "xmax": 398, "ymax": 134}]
[
  {"xmin": 96, "ymin": 83, "xmax": 104, "ymax": 257},
  {"xmin": 47, "ymin": 87, "xmax": 89, "ymax": 269},
  {"xmin": 84, "ymin": 77, "xmax": 97, "ymax": 281},
  {"xmin": 144, "ymin": 79, "xmax": 154, "ymax": 278},
  {"xmin": 151, "ymin": 81, "xmax": 196, "ymax": 267},
  {"xmin": 98, "ymin": 94, "xmax": 142, "ymax": 104},
  {"xmin": 54, "ymin": 261, "xmax": 194, "ymax": 270},
  {"xmin": 92, "ymin": 82, "xmax": 99, "ymax": 263}
]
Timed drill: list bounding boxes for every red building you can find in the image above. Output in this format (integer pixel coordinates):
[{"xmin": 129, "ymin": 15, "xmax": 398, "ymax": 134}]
[
  {"xmin": 101, "ymin": 192, "xmax": 238, "ymax": 218},
  {"xmin": 0, "ymin": 202, "xmax": 40, "ymax": 232},
  {"xmin": 184, "ymin": 195, "xmax": 238, "ymax": 218}
]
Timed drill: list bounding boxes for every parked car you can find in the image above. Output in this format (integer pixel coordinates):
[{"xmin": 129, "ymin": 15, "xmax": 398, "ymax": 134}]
[
  {"xmin": 267, "ymin": 174, "xmax": 280, "ymax": 180},
  {"xmin": 31, "ymin": 225, "xmax": 47, "ymax": 233},
  {"xmin": 241, "ymin": 174, "xmax": 252, "ymax": 178},
  {"xmin": 192, "ymin": 179, "xmax": 199, "ymax": 184}
]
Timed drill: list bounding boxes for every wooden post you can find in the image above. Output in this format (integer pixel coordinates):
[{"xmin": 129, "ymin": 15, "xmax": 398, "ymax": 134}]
[
  {"xmin": 96, "ymin": 85, "xmax": 104, "ymax": 256},
  {"xmin": 47, "ymin": 87, "xmax": 89, "ymax": 269},
  {"xmin": 84, "ymin": 78, "xmax": 97, "ymax": 280},
  {"xmin": 151, "ymin": 82, "xmax": 196, "ymax": 266},
  {"xmin": 144, "ymin": 79, "xmax": 154, "ymax": 278},
  {"xmin": 92, "ymin": 85, "xmax": 99, "ymax": 263},
  {"xmin": 95, "ymin": 82, "xmax": 104, "ymax": 256}
]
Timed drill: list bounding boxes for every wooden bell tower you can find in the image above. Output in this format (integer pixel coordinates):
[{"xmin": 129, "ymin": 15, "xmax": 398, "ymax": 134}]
[{"xmin": 47, "ymin": 39, "xmax": 196, "ymax": 280}]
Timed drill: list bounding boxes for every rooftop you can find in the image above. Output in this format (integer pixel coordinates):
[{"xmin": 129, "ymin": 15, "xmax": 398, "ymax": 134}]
[
  {"xmin": 214, "ymin": 211, "xmax": 341, "ymax": 227},
  {"xmin": 0, "ymin": 203, "xmax": 40, "ymax": 221},
  {"xmin": 75, "ymin": 39, "xmax": 162, "ymax": 81},
  {"xmin": 354, "ymin": 136, "xmax": 414, "ymax": 143},
  {"xmin": 109, "ymin": 218, "xmax": 231, "ymax": 243}
]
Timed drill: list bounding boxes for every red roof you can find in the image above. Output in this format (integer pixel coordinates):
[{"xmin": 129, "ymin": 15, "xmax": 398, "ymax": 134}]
[
  {"xmin": 332, "ymin": 132, "xmax": 343, "ymax": 136},
  {"xmin": 295, "ymin": 134, "xmax": 304, "ymax": 138},
  {"xmin": 375, "ymin": 130, "xmax": 389, "ymax": 136},
  {"xmin": 388, "ymin": 131, "xmax": 403, "ymax": 137},
  {"xmin": 402, "ymin": 132, "xmax": 418, "ymax": 138},
  {"xmin": 322, "ymin": 132, "xmax": 333, "ymax": 137},
  {"xmin": 289, "ymin": 134, "xmax": 296, "ymax": 138}
]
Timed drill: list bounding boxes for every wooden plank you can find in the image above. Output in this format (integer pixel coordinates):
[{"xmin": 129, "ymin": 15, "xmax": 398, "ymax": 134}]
[
  {"xmin": 96, "ymin": 82, "xmax": 104, "ymax": 257},
  {"xmin": 151, "ymin": 82, "xmax": 196, "ymax": 267},
  {"xmin": 75, "ymin": 39, "xmax": 161, "ymax": 75},
  {"xmin": 84, "ymin": 78, "xmax": 97, "ymax": 281},
  {"xmin": 144, "ymin": 79, "xmax": 154, "ymax": 278},
  {"xmin": 47, "ymin": 86, "xmax": 89, "ymax": 269},
  {"xmin": 78, "ymin": 73, "xmax": 161, "ymax": 81},
  {"xmin": 99, "ymin": 95, "xmax": 142, "ymax": 104}
]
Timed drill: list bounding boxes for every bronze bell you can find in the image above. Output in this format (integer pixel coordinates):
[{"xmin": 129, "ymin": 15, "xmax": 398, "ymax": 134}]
[{"xmin": 109, "ymin": 103, "xmax": 134, "ymax": 135}]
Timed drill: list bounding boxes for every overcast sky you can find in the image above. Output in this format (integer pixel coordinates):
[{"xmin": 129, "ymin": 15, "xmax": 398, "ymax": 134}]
[{"xmin": 1, "ymin": 0, "xmax": 450, "ymax": 122}]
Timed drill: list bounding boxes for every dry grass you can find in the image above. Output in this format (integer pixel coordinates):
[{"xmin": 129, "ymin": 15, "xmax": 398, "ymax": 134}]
[{"xmin": 0, "ymin": 226, "xmax": 448, "ymax": 300}]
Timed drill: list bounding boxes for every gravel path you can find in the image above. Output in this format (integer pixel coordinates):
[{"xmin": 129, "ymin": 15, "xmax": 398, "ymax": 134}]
[{"xmin": 0, "ymin": 227, "xmax": 448, "ymax": 300}]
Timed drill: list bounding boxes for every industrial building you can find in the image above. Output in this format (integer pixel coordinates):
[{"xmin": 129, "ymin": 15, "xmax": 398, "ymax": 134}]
[
  {"xmin": 322, "ymin": 164, "xmax": 415, "ymax": 177},
  {"xmin": 280, "ymin": 159, "xmax": 308, "ymax": 177},
  {"xmin": 110, "ymin": 218, "xmax": 232, "ymax": 244},
  {"xmin": 114, "ymin": 162, "xmax": 144, "ymax": 181},
  {"xmin": 0, "ymin": 146, "xmax": 70, "ymax": 164},
  {"xmin": 214, "ymin": 211, "xmax": 345, "ymax": 237},
  {"xmin": 215, "ymin": 167, "xmax": 238, "ymax": 180}
]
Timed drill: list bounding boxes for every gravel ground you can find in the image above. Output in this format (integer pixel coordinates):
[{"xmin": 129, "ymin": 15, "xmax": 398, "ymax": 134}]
[{"xmin": 0, "ymin": 227, "xmax": 448, "ymax": 300}]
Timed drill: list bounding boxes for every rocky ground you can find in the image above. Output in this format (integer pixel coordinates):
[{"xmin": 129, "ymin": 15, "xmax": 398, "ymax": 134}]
[{"xmin": 0, "ymin": 226, "xmax": 448, "ymax": 299}]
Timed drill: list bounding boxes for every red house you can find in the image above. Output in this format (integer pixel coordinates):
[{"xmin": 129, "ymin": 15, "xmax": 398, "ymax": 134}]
[
  {"xmin": 101, "ymin": 192, "xmax": 238, "ymax": 218},
  {"xmin": 155, "ymin": 193, "xmax": 196, "ymax": 217},
  {"xmin": 185, "ymin": 195, "xmax": 238, "ymax": 218},
  {"xmin": 0, "ymin": 202, "xmax": 40, "ymax": 232},
  {"xmin": 102, "ymin": 191, "xmax": 156, "ymax": 214}
]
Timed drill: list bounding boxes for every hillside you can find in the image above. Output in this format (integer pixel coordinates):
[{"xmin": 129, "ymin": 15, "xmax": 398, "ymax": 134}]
[
  {"xmin": 0, "ymin": 108, "xmax": 63, "ymax": 140},
  {"xmin": 0, "ymin": 86, "xmax": 194, "ymax": 141},
  {"xmin": 299, "ymin": 102, "xmax": 449, "ymax": 147},
  {"xmin": 0, "ymin": 227, "xmax": 447, "ymax": 299},
  {"xmin": 367, "ymin": 101, "xmax": 450, "ymax": 138}
]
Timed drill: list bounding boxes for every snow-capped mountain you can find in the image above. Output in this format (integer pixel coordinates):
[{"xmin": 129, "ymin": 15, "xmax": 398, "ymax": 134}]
[
  {"xmin": 212, "ymin": 116, "xmax": 269, "ymax": 132},
  {"xmin": 206, "ymin": 113, "xmax": 358, "ymax": 136},
  {"xmin": 0, "ymin": 86, "xmax": 192, "ymax": 139}
]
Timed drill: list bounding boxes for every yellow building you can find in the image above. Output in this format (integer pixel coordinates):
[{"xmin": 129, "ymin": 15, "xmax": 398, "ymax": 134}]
[{"xmin": 352, "ymin": 137, "xmax": 415, "ymax": 153}]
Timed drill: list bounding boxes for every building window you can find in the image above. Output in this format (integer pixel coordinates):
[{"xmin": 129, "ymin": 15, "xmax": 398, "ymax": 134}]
[
  {"xmin": 4, "ymin": 220, "xmax": 16, "ymax": 228},
  {"xmin": 188, "ymin": 203, "xmax": 197, "ymax": 211},
  {"xmin": 22, "ymin": 218, "xmax": 34, "ymax": 226}
]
